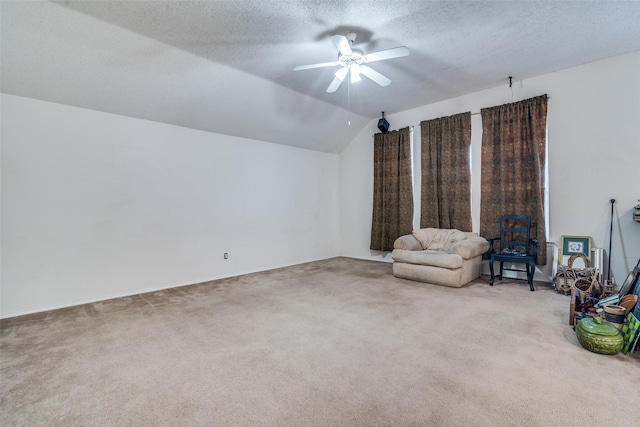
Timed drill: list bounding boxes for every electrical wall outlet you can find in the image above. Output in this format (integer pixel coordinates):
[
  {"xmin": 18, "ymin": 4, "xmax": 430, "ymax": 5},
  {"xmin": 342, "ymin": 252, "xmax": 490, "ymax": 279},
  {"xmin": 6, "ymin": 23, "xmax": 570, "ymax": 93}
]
[{"xmin": 224, "ymin": 253, "xmax": 228, "ymax": 260}]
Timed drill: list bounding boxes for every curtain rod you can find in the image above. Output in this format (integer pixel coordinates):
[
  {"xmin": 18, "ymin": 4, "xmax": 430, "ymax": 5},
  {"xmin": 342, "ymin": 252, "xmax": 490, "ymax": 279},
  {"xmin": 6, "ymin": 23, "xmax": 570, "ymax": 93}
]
[{"xmin": 471, "ymin": 96, "xmax": 551, "ymax": 116}]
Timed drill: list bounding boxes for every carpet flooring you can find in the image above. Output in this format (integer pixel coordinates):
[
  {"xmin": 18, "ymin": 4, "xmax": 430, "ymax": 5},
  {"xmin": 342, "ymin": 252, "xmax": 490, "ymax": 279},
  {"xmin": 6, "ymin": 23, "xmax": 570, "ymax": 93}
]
[{"xmin": 1, "ymin": 257, "xmax": 639, "ymax": 426}]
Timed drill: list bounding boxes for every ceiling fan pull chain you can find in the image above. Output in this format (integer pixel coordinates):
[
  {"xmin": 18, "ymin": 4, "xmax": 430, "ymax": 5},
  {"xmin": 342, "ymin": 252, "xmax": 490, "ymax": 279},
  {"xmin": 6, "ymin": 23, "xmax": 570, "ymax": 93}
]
[{"xmin": 347, "ymin": 76, "xmax": 351, "ymax": 125}]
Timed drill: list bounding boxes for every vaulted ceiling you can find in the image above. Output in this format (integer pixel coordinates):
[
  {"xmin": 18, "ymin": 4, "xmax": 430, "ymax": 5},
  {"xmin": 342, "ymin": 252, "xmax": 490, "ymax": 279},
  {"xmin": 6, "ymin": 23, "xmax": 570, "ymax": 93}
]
[{"xmin": 3, "ymin": 1, "xmax": 640, "ymax": 153}]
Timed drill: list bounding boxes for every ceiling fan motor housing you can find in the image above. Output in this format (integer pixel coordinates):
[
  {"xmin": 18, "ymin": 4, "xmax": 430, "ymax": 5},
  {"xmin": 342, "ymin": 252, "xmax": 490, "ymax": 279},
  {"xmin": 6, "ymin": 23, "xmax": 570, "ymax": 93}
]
[{"xmin": 338, "ymin": 50, "xmax": 365, "ymax": 66}]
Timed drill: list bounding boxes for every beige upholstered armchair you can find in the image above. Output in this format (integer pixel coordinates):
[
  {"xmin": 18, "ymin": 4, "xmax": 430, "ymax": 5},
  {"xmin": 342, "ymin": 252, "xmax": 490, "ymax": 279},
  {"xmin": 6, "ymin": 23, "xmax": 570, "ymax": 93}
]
[{"xmin": 392, "ymin": 228, "xmax": 489, "ymax": 288}]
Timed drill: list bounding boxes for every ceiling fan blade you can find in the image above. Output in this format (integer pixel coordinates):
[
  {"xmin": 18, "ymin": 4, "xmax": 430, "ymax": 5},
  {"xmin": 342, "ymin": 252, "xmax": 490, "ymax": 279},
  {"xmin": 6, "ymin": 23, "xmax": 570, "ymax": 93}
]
[
  {"xmin": 331, "ymin": 35, "xmax": 352, "ymax": 56},
  {"xmin": 326, "ymin": 67, "xmax": 349, "ymax": 93},
  {"xmin": 365, "ymin": 46, "xmax": 410, "ymax": 63},
  {"xmin": 359, "ymin": 65, "xmax": 391, "ymax": 87},
  {"xmin": 293, "ymin": 61, "xmax": 339, "ymax": 71}
]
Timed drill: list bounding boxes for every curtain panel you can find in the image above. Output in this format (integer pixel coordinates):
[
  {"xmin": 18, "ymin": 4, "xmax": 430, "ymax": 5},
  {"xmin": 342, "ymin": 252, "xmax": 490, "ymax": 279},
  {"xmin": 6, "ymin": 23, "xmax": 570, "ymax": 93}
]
[
  {"xmin": 420, "ymin": 112, "xmax": 472, "ymax": 231},
  {"xmin": 480, "ymin": 94, "xmax": 548, "ymax": 265},
  {"xmin": 370, "ymin": 126, "xmax": 414, "ymax": 252}
]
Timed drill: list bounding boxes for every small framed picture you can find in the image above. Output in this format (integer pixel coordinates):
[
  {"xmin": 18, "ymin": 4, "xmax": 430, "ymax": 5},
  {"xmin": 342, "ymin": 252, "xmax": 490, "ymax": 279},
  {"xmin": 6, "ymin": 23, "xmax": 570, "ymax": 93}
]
[{"xmin": 561, "ymin": 235, "xmax": 592, "ymax": 260}]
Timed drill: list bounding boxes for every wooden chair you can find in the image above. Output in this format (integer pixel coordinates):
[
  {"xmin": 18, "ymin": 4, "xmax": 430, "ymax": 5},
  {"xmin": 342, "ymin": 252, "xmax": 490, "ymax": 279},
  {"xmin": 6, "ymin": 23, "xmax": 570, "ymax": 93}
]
[{"xmin": 487, "ymin": 214, "xmax": 539, "ymax": 291}]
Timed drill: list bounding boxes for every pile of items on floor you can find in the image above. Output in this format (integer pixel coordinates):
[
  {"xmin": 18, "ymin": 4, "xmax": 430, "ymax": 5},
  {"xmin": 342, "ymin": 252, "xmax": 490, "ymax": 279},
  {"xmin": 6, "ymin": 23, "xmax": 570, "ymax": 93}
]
[{"xmin": 555, "ymin": 254, "xmax": 640, "ymax": 356}]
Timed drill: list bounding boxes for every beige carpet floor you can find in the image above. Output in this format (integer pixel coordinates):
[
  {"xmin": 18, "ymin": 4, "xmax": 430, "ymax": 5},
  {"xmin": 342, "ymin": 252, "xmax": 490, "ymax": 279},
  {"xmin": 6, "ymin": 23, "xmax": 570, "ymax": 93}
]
[{"xmin": 1, "ymin": 257, "xmax": 639, "ymax": 426}]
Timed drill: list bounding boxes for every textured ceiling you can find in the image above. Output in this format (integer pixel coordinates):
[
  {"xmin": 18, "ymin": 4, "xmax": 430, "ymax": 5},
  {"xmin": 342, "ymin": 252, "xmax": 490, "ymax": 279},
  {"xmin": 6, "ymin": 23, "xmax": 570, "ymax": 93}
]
[{"xmin": 2, "ymin": 1, "xmax": 640, "ymax": 153}]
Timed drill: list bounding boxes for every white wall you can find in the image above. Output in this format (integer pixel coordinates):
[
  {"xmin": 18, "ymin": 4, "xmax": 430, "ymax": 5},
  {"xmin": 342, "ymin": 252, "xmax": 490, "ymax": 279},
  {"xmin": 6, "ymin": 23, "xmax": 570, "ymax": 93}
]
[
  {"xmin": 340, "ymin": 50, "xmax": 640, "ymax": 283},
  {"xmin": 3, "ymin": 51, "xmax": 639, "ymax": 317},
  {"xmin": 1, "ymin": 94, "xmax": 340, "ymax": 317}
]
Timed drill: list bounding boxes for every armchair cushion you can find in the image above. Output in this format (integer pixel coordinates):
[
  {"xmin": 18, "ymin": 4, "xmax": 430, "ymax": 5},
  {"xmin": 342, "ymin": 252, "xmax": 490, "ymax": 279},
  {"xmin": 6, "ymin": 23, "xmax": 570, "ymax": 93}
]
[
  {"xmin": 392, "ymin": 249, "xmax": 463, "ymax": 269},
  {"xmin": 412, "ymin": 228, "xmax": 467, "ymax": 251},
  {"xmin": 450, "ymin": 237, "xmax": 490, "ymax": 260}
]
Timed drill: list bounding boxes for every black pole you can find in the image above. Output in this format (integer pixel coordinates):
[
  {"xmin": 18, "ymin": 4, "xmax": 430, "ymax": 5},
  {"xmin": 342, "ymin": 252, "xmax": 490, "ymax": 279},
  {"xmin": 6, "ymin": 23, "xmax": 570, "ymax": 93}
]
[{"xmin": 608, "ymin": 199, "xmax": 615, "ymax": 281}]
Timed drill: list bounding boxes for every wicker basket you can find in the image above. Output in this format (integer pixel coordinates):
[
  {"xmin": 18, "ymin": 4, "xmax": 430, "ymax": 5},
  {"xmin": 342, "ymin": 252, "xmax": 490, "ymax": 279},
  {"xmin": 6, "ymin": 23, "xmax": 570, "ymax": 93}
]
[
  {"xmin": 572, "ymin": 270, "xmax": 604, "ymax": 302},
  {"xmin": 555, "ymin": 253, "xmax": 592, "ymax": 295},
  {"xmin": 555, "ymin": 266, "xmax": 576, "ymax": 295}
]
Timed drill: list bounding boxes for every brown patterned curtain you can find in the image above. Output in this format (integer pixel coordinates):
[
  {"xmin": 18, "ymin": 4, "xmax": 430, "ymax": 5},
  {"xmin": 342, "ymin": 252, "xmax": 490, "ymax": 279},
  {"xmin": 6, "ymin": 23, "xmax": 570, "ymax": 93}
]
[
  {"xmin": 420, "ymin": 112, "xmax": 472, "ymax": 231},
  {"xmin": 480, "ymin": 94, "xmax": 548, "ymax": 265},
  {"xmin": 370, "ymin": 126, "xmax": 414, "ymax": 251}
]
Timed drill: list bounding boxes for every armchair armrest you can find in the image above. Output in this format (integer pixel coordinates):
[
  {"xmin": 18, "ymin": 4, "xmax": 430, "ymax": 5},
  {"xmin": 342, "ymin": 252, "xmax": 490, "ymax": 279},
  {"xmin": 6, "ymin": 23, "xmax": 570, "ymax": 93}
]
[
  {"xmin": 393, "ymin": 234, "xmax": 422, "ymax": 251},
  {"xmin": 450, "ymin": 237, "xmax": 490, "ymax": 260}
]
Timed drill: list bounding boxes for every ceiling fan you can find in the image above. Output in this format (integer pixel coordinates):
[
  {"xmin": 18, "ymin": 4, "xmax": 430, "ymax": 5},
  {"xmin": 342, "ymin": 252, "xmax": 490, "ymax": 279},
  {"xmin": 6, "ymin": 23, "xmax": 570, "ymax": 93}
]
[{"xmin": 293, "ymin": 32, "xmax": 409, "ymax": 93}]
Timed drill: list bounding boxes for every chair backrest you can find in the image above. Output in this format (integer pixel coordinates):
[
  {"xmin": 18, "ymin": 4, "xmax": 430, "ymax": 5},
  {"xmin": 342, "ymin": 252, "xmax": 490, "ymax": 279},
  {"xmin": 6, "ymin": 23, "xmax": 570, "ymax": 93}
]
[{"xmin": 498, "ymin": 214, "xmax": 532, "ymax": 254}]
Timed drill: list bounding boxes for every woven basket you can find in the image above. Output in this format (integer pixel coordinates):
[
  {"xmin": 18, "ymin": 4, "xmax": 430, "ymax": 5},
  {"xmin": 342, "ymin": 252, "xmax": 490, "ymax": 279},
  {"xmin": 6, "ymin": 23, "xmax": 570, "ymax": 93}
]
[
  {"xmin": 568, "ymin": 253, "xmax": 593, "ymax": 276},
  {"xmin": 572, "ymin": 270, "xmax": 603, "ymax": 302},
  {"xmin": 555, "ymin": 266, "xmax": 576, "ymax": 295},
  {"xmin": 555, "ymin": 253, "xmax": 592, "ymax": 295}
]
